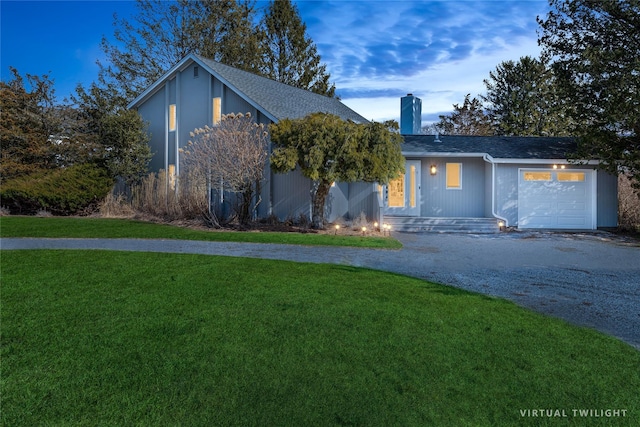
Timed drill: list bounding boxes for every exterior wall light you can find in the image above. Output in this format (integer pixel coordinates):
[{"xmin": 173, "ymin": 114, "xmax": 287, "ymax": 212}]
[{"xmin": 430, "ymin": 164, "xmax": 437, "ymax": 175}]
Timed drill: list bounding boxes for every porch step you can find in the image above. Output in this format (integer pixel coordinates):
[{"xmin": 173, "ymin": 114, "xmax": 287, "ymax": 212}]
[{"xmin": 384, "ymin": 216, "xmax": 500, "ymax": 233}]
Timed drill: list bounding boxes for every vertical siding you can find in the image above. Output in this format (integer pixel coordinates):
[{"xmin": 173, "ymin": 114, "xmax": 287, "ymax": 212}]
[
  {"xmin": 420, "ymin": 157, "xmax": 485, "ymax": 217},
  {"xmin": 495, "ymin": 164, "xmax": 520, "ymax": 225},
  {"xmin": 178, "ymin": 63, "xmax": 210, "ymax": 151},
  {"xmin": 347, "ymin": 182, "xmax": 376, "ymax": 219},
  {"xmin": 137, "ymin": 88, "xmax": 166, "ymax": 172},
  {"xmin": 597, "ymin": 170, "xmax": 618, "ymax": 227},
  {"xmin": 271, "ymin": 168, "xmax": 311, "ymax": 220},
  {"xmin": 327, "ymin": 182, "xmax": 349, "ymax": 222}
]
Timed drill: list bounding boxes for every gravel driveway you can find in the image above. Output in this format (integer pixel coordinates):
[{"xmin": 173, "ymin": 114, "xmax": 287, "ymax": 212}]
[{"xmin": 3, "ymin": 231, "xmax": 639, "ymax": 349}]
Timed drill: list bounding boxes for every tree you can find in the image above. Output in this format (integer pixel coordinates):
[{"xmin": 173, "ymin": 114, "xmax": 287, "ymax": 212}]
[
  {"xmin": 436, "ymin": 94, "xmax": 494, "ymax": 135},
  {"xmin": 181, "ymin": 113, "xmax": 269, "ymax": 225},
  {"xmin": 270, "ymin": 113, "xmax": 404, "ymax": 229},
  {"xmin": 538, "ymin": 0, "xmax": 640, "ymax": 187},
  {"xmin": 260, "ymin": 0, "xmax": 335, "ymax": 97},
  {"xmin": 100, "ymin": 0, "xmax": 263, "ymax": 101},
  {"xmin": 482, "ymin": 56, "xmax": 573, "ymax": 136},
  {"xmin": 0, "ymin": 68, "xmax": 59, "ymax": 181},
  {"xmin": 72, "ymin": 83, "xmax": 152, "ymax": 185}
]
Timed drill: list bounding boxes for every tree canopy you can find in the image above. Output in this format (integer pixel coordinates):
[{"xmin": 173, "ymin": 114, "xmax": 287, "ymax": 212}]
[
  {"xmin": 260, "ymin": 0, "xmax": 335, "ymax": 97},
  {"xmin": 482, "ymin": 56, "xmax": 572, "ymax": 136},
  {"xmin": 538, "ymin": 0, "xmax": 640, "ymax": 185},
  {"xmin": 270, "ymin": 113, "xmax": 404, "ymax": 228}
]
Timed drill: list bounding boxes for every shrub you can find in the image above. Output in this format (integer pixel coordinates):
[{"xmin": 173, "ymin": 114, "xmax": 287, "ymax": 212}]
[{"xmin": 0, "ymin": 164, "xmax": 114, "ymax": 215}]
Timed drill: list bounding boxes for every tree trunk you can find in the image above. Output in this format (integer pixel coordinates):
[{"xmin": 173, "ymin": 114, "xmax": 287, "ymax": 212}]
[{"xmin": 311, "ymin": 179, "xmax": 332, "ymax": 229}]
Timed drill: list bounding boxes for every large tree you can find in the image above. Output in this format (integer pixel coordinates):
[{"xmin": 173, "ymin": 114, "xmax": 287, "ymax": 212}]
[
  {"xmin": 538, "ymin": 0, "xmax": 640, "ymax": 186},
  {"xmin": 482, "ymin": 56, "xmax": 573, "ymax": 136},
  {"xmin": 0, "ymin": 68, "xmax": 59, "ymax": 181},
  {"xmin": 260, "ymin": 0, "xmax": 335, "ymax": 97},
  {"xmin": 436, "ymin": 94, "xmax": 494, "ymax": 136},
  {"xmin": 270, "ymin": 113, "xmax": 404, "ymax": 229},
  {"xmin": 72, "ymin": 83, "xmax": 152, "ymax": 185},
  {"xmin": 100, "ymin": 0, "xmax": 263, "ymax": 101}
]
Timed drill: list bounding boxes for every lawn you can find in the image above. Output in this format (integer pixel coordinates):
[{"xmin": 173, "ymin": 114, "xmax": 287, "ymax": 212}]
[
  {"xmin": 0, "ymin": 216, "xmax": 402, "ymax": 249},
  {"xmin": 2, "ymin": 250, "xmax": 639, "ymax": 426}
]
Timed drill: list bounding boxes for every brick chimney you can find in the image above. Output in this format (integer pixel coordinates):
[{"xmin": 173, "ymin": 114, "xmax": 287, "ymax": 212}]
[{"xmin": 400, "ymin": 94, "xmax": 422, "ymax": 135}]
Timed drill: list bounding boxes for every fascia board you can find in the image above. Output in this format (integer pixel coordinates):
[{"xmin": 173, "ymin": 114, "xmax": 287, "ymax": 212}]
[
  {"xmin": 127, "ymin": 54, "xmax": 197, "ymax": 109},
  {"xmin": 490, "ymin": 158, "xmax": 601, "ymax": 165},
  {"xmin": 401, "ymin": 152, "xmax": 487, "ymax": 158}
]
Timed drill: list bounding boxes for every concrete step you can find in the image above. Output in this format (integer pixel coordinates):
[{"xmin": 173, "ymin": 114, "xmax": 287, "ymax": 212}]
[{"xmin": 383, "ymin": 216, "xmax": 500, "ymax": 233}]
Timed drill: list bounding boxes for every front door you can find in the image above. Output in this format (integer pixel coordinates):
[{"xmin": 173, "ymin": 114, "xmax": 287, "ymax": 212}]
[{"xmin": 384, "ymin": 160, "xmax": 421, "ymax": 216}]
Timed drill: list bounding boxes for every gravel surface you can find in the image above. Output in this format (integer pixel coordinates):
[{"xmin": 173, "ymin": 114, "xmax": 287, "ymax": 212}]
[{"xmin": 2, "ymin": 231, "xmax": 639, "ymax": 349}]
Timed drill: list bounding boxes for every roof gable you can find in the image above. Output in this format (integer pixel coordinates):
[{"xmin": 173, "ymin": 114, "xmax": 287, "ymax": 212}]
[
  {"xmin": 128, "ymin": 53, "xmax": 368, "ymax": 124},
  {"xmin": 401, "ymin": 135, "xmax": 579, "ymax": 160}
]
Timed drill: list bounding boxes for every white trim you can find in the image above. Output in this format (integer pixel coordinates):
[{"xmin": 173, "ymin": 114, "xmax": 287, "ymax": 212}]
[{"xmin": 401, "ymin": 151, "xmax": 600, "ymax": 166}]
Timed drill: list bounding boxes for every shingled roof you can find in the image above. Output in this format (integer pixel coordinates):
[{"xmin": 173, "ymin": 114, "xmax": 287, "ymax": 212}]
[
  {"xmin": 402, "ymin": 134, "xmax": 579, "ymax": 160},
  {"xmin": 128, "ymin": 53, "xmax": 368, "ymax": 124}
]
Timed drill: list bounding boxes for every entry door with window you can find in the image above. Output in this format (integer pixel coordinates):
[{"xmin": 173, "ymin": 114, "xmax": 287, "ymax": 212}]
[{"xmin": 384, "ymin": 160, "xmax": 421, "ymax": 216}]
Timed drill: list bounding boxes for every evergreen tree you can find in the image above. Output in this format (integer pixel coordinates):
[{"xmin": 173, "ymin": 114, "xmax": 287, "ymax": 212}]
[
  {"xmin": 270, "ymin": 113, "xmax": 404, "ymax": 228},
  {"xmin": 538, "ymin": 0, "xmax": 640, "ymax": 187},
  {"xmin": 482, "ymin": 56, "xmax": 572, "ymax": 136},
  {"xmin": 0, "ymin": 68, "xmax": 59, "ymax": 181},
  {"xmin": 260, "ymin": 0, "xmax": 335, "ymax": 97}
]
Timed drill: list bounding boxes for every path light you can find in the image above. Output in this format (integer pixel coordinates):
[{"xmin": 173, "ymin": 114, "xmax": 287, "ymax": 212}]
[
  {"xmin": 374, "ymin": 221, "xmax": 379, "ymax": 231},
  {"xmin": 498, "ymin": 221, "xmax": 505, "ymax": 231},
  {"xmin": 361, "ymin": 226, "xmax": 367, "ymax": 235},
  {"xmin": 334, "ymin": 224, "xmax": 340, "ymax": 235}
]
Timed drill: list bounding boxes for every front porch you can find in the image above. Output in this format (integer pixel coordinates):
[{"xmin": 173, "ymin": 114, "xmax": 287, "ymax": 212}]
[{"xmin": 383, "ymin": 216, "xmax": 500, "ymax": 233}]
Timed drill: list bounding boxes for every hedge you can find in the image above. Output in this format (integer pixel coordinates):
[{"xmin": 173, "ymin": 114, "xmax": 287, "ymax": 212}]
[{"xmin": 0, "ymin": 164, "xmax": 114, "ymax": 215}]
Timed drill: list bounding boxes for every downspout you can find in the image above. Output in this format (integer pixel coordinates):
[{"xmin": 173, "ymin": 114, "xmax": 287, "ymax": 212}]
[{"xmin": 483, "ymin": 154, "xmax": 509, "ymax": 227}]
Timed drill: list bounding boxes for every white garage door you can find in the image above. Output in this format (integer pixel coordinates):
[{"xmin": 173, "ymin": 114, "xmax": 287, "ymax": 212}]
[{"xmin": 518, "ymin": 169, "xmax": 596, "ymax": 230}]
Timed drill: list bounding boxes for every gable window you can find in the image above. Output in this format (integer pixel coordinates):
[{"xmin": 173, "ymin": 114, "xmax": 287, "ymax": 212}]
[
  {"xmin": 169, "ymin": 104, "xmax": 176, "ymax": 131},
  {"xmin": 446, "ymin": 163, "xmax": 462, "ymax": 189},
  {"xmin": 213, "ymin": 97, "xmax": 221, "ymax": 125}
]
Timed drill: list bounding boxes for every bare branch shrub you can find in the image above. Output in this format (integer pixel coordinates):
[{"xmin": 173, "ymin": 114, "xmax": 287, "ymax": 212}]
[{"xmin": 181, "ymin": 113, "xmax": 269, "ymax": 225}]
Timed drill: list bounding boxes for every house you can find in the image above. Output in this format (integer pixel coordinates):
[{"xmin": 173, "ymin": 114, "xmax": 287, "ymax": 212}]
[
  {"xmin": 127, "ymin": 53, "xmax": 376, "ymax": 221},
  {"xmin": 380, "ymin": 94, "xmax": 618, "ymax": 231},
  {"xmin": 129, "ymin": 56, "xmax": 618, "ymax": 231}
]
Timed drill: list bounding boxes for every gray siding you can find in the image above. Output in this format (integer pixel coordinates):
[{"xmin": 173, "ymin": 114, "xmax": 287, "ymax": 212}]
[
  {"xmin": 271, "ymin": 168, "xmax": 311, "ymax": 220},
  {"xmin": 348, "ymin": 182, "xmax": 377, "ymax": 219},
  {"xmin": 327, "ymin": 182, "xmax": 349, "ymax": 222},
  {"xmin": 418, "ymin": 157, "xmax": 486, "ymax": 217},
  {"xmin": 137, "ymin": 88, "xmax": 166, "ymax": 172},
  {"xmin": 597, "ymin": 170, "xmax": 618, "ymax": 227},
  {"xmin": 494, "ymin": 164, "xmax": 520, "ymax": 226}
]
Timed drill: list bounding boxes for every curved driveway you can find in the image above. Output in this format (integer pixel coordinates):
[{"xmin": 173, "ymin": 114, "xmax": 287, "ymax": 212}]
[{"xmin": 2, "ymin": 231, "xmax": 639, "ymax": 350}]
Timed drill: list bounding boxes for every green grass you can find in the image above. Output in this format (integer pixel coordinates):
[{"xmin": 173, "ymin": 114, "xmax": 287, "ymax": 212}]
[
  {"xmin": 0, "ymin": 216, "xmax": 401, "ymax": 249},
  {"xmin": 2, "ymin": 250, "xmax": 639, "ymax": 426}
]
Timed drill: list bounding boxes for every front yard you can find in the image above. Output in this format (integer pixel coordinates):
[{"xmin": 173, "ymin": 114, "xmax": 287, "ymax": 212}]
[{"xmin": 2, "ymin": 250, "xmax": 638, "ymax": 425}]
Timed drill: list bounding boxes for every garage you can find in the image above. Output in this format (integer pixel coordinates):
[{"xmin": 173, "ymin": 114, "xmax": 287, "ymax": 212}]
[{"xmin": 518, "ymin": 168, "xmax": 596, "ymax": 229}]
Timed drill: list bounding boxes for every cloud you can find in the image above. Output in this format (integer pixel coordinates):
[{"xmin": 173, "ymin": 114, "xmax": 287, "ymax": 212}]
[{"xmin": 296, "ymin": 0, "xmax": 550, "ymax": 122}]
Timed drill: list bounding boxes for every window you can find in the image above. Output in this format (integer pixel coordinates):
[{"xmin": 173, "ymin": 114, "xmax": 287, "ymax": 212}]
[
  {"xmin": 213, "ymin": 97, "xmax": 221, "ymax": 125},
  {"xmin": 168, "ymin": 104, "xmax": 176, "ymax": 131},
  {"xmin": 557, "ymin": 172, "xmax": 585, "ymax": 182},
  {"xmin": 388, "ymin": 175, "xmax": 404, "ymax": 207},
  {"xmin": 523, "ymin": 172, "xmax": 551, "ymax": 181},
  {"xmin": 446, "ymin": 163, "xmax": 461, "ymax": 189},
  {"xmin": 409, "ymin": 164, "xmax": 416, "ymax": 208}
]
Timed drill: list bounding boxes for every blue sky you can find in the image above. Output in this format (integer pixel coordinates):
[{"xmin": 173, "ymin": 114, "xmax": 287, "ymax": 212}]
[{"xmin": 1, "ymin": 0, "xmax": 550, "ymax": 124}]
